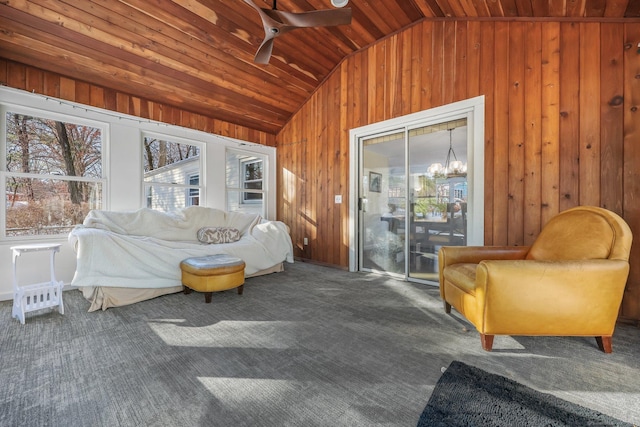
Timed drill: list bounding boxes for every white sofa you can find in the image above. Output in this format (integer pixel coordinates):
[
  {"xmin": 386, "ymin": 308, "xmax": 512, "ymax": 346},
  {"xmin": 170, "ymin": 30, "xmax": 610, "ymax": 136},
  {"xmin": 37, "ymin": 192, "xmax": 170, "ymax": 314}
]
[{"xmin": 68, "ymin": 206, "xmax": 294, "ymax": 311}]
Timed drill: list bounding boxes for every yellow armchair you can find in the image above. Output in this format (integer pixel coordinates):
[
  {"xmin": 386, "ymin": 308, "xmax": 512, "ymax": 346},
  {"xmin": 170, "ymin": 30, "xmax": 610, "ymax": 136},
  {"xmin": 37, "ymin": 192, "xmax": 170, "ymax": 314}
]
[{"xmin": 438, "ymin": 206, "xmax": 633, "ymax": 353}]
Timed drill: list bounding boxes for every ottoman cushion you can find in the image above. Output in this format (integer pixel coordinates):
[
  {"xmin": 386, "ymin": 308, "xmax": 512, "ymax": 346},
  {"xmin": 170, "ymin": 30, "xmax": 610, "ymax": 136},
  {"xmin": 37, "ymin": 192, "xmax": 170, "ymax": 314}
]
[
  {"xmin": 180, "ymin": 254, "xmax": 246, "ymax": 301},
  {"xmin": 180, "ymin": 254, "xmax": 245, "ymax": 276}
]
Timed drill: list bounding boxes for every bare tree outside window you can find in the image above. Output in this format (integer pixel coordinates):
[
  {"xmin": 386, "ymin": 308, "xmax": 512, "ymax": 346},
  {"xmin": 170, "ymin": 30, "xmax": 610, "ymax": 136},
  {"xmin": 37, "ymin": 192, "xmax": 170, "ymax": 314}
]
[{"xmin": 4, "ymin": 113, "xmax": 103, "ymax": 237}]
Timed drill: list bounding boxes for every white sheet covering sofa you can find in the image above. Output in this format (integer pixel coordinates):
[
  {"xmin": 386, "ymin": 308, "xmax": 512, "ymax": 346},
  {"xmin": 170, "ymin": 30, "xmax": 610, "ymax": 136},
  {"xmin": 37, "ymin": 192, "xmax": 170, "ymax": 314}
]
[{"xmin": 68, "ymin": 206, "xmax": 294, "ymax": 311}]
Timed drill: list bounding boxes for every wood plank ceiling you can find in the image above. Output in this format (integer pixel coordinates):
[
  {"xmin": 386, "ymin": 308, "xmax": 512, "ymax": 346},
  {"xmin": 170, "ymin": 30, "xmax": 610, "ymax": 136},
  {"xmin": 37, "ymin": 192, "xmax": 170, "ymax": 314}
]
[{"xmin": 1, "ymin": 0, "xmax": 639, "ymax": 135}]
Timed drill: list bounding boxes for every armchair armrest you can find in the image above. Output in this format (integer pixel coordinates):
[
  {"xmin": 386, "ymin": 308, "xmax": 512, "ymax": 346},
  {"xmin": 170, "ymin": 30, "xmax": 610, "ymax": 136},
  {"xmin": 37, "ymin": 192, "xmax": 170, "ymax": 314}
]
[
  {"xmin": 438, "ymin": 246, "xmax": 531, "ymax": 293},
  {"xmin": 475, "ymin": 259, "xmax": 630, "ymax": 335},
  {"xmin": 438, "ymin": 246, "xmax": 530, "ymax": 280}
]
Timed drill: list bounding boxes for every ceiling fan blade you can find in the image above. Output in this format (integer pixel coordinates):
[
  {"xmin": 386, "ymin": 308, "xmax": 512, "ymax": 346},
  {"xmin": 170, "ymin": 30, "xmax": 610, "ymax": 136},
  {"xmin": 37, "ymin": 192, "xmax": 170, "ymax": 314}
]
[
  {"xmin": 244, "ymin": 0, "xmax": 285, "ymax": 32},
  {"xmin": 244, "ymin": 0, "xmax": 352, "ymax": 64},
  {"xmin": 254, "ymin": 37, "xmax": 275, "ymax": 64},
  {"xmin": 266, "ymin": 8, "xmax": 352, "ymax": 29}
]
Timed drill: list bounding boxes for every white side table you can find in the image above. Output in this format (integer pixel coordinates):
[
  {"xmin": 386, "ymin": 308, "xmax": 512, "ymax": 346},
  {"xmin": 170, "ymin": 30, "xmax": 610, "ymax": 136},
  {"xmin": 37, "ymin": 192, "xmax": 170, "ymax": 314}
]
[{"xmin": 11, "ymin": 243, "xmax": 65, "ymax": 324}]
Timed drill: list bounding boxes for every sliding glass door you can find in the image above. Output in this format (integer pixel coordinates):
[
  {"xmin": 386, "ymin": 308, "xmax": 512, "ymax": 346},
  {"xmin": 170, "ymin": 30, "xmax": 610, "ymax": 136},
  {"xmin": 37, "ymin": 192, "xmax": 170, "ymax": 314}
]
[
  {"xmin": 360, "ymin": 130, "xmax": 406, "ymax": 275},
  {"xmin": 407, "ymin": 121, "xmax": 468, "ymax": 282},
  {"xmin": 358, "ymin": 120, "xmax": 469, "ymax": 284}
]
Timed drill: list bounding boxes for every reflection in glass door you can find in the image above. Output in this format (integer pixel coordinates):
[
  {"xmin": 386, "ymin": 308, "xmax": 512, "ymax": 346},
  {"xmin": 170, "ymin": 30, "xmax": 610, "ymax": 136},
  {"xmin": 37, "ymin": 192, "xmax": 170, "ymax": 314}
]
[
  {"xmin": 358, "ymin": 120, "xmax": 468, "ymax": 283},
  {"xmin": 359, "ymin": 131, "xmax": 406, "ymax": 275},
  {"xmin": 408, "ymin": 121, "xmax": 468, "ymax": 282}
]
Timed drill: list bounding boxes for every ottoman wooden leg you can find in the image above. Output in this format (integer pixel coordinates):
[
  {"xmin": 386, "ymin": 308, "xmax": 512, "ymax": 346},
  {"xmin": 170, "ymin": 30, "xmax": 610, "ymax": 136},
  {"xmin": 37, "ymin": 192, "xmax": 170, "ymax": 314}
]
[
  {"xmin": 183, "ymin": 285, "xmax": 192, "ymax": 294},
  {"xmin": 204, "ymin": 292, "xmax": 212, "ymax": 303},
  {"xmin": 237, "ymin": 284, "xmax": 244, "ymax": 295}
]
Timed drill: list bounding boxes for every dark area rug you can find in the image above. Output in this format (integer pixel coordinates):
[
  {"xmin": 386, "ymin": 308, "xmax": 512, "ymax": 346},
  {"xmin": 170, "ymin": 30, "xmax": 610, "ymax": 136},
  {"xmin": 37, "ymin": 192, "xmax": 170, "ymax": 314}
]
[{"xmin": 417, "ymin": 361, "xmax": 633, "ymax": 427}]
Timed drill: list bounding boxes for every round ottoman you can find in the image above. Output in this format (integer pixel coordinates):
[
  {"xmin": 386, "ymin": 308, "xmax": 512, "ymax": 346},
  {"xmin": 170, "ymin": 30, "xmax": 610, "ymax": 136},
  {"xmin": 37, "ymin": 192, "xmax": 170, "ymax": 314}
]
[{"xmin": 180, "ymin": 254, "xmax": 246, "ymax": 303}]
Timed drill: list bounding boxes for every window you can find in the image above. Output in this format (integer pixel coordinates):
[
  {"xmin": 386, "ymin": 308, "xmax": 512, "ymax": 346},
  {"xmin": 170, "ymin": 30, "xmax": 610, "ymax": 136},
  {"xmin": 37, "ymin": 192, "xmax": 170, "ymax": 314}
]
[
  {"xmin": 143, "ymin": 135, "xmax": 201, "ymax": 212},
  {"xmin": 2, "ymin": 110, "xmax": 104, "ymax": 238},
  {"xmin": 226, "ymin": 150, "xmax": 265, "ymax": 216},
  {"xmin": 187, "ymin": 174, "xmax": 199, "ymax": 206},
  {"xmin": 242, "ymin": 159, "xmax": 263, "ymax": 203}
]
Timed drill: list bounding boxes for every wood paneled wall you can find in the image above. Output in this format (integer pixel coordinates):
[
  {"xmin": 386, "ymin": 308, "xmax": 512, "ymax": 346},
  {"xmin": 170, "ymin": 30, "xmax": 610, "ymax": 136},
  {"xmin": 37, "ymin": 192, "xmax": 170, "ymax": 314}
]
[
  {"xmin": 276, "ymin": 20, "xmax": 640, "ymax": 322},
  {"xmin": 0, "ymin": 60, "xmax": 276, "ymax": 147}
]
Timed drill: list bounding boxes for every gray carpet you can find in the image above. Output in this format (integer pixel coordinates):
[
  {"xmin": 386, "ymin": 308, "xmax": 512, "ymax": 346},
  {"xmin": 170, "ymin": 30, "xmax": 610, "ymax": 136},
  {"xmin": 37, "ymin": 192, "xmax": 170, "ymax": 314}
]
[
  {"xmin": 1, "ymin": 261, "xmax": 639, "ymax": 427},
  {"xmin": 418, "ymin": 361, "xmax": 633, "ymax": 426}
]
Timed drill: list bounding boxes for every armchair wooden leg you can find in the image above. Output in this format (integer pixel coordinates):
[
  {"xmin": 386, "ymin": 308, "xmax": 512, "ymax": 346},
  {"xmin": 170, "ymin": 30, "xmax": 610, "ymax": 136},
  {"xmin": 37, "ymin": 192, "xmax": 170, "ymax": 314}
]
[
  {"xmin": 480, "ymin": 334, "xmax": 494, "ymax": 351},
  {"xmin": 595, "ymin": 336, "xmax": 613, "ymax": 353},
  {"xmin": 444, "ymin": 302, "xmax": 451, "ymax": 313}
]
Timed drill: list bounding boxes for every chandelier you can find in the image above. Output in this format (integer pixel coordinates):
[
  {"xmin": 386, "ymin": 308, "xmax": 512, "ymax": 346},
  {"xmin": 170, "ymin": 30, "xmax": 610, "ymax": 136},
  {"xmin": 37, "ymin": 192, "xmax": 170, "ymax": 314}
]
[{"xmin": 428, "ymin": 129, "xmax": 466, "ymax": 177}]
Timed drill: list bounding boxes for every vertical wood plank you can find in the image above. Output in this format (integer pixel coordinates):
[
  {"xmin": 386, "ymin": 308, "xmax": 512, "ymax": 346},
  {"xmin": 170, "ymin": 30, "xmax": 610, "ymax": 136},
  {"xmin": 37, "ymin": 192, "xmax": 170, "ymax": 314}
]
[
  {"xmin": 339, "ymin": 61, "xmax": 350, "ymax": 266},
  {"xmin": 75, "ymin": 81, "xmax": 91, "ymax": 106},
  {"xmin": 25, "ymin": 67, "xmax": 44, "ymax": 94},
  {"xmin": 7, "ymin": 62, "xmax": 26, "ymax": 89},
  {"xmin": 421, "ymin": 21, "xmax": 434, "ymax": 110},
  {"xmin": 540, "ymin": 22, "xmax": 561, "ymax": 225},
  {"xmin": 480, "ymin": 22, "xmax": 495, "ymax": 245},
  {"xmin": 400, "ymin": 31, "xmax": 412, "ymax": 116},
  {"xmin": 326, "ymin": 76, "xmax": 337, "ymax": 265},
  {"xmin": 59, "ymin": 77, "xmax": 75, "ymax": 101},
  {"xmin": 376, "ymin": 42, "xmax": 387, "ymax": 122},
  {"xmin": 443, "ymin": 20, "xmax": 457, "ymax": 105},
  {"xmin": 367, "ymin": 48, "xmax": 378, "ymax": 123},
  {"xmin": 0, "ymin": 59, "xmax": 7, "ymax": 85},
  {"xmin": 309, "ymin": 94, "xmax": 318, "ymax": 261},
  {"xmin": 523, "ymin": 21, "xmax": 542, "ymax": 245},
  {"xmin": 90, "ymin": 85, "xmax": 105, "ymax": 109},
  {"xmin": 410, "ymin": 24, "xmax": 424, "ymax": 113},
  {"xmin": 599, "ymin": 23, "xmax": 624, "ymax": 215},
  {"xmin": 116, "ymin": 93, "xmax": 130, "ymax": 115},
  {"xmin": 579, "ymin": 22, "xmax": 601, "ymax": 206},
  {"xmin": 558, "ymin": 22, "xmax": 580, "ymax": 211},
  {"xmin": 104, "ymin": 88, "xmax": 117, "ymax": 111},
  {"xmin": 466, "ymin": 20, "xmax": 481, "ymax": 98},
  {"xmin": 387, "ymin": 35, "xmax": 402, "ymax": 118},
  {"xmin": 431, "ymin": 21, "xmax": 445, "ymax": 107},
  {"xmin": 507, "ymin": 22, "xmax": 525, "ymax": 246},
  {"xmin": 493, "ymin": 21, "xmax": 510, "ymax": 245},
  {"xmin": 317, "ymin": 84, "xmax": 326, "ymax": 263},
  {"xmin": 43, "ymin": 72, "xmax": 60, "ymax": 98},
  {"xmin": 454, "ymin": 20, "xmax": 468, "ymax": 102}
]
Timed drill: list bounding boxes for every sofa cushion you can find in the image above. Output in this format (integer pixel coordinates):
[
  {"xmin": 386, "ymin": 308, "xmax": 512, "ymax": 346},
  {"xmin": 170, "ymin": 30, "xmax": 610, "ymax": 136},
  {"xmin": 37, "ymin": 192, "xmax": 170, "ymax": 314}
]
[{"xmin": 197, "ymin": 227, "xmax": 241, "ymax": 244}]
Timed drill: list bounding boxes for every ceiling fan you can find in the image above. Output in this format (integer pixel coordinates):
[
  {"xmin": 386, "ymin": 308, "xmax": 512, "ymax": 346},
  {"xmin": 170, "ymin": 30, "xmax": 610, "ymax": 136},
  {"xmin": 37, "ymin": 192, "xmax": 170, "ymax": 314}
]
[{"xmin": 244, "ymin": 0, "xmax": 352, "ymax": 64}]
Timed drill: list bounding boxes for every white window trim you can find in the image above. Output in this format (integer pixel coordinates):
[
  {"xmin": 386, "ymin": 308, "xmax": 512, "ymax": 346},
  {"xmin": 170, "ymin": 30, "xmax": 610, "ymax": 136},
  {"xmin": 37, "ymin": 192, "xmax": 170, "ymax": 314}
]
[
  {"xmin": 225, "ymin": 148, "xmax": 269, "ymax": 217},
  {"xmin": 0, "ymin": 102, "xmax": 108, "ymax": 241},
  {"xmin": 240, "ymin": 158, "xmax": 264, "ymax": 205},
  {"xmin": 187, "ymin": 173, "xmax": 200, "ymax": 206},
  {"xmin": 0, "ymin": 86, "xmax": 277, "ymax": 221},
  {"xmin": 141, "ymin": 131, "xmax": 205, "ymax": 210}
]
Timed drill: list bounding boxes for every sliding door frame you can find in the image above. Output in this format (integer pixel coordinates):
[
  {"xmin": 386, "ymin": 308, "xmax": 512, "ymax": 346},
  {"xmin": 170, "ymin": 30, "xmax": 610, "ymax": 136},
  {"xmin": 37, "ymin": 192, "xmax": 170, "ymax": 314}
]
[{"xmin": 348, "ymin": 96, "xmax": 485, "ymax": 273}]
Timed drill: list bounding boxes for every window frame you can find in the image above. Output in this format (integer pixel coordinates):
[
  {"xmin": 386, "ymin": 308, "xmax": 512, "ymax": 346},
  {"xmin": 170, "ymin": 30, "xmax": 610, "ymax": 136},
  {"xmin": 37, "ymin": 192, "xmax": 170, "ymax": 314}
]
[
  {"xmin": 141, "ymin": 131, "xmax": 204, "ymax": 212},
  {"xmin": 241, "ymin": 158, "xmax": 263, "ymax": 205},
  {"xmin": 187, "ymin": 173, "xmax": 200, "ymax": 206},
  {"xmin": 0, "ymin": 103, "xmax": 108, "ymax": 241},
  {"xmin": 225, "ymin": 148, "xmax": 268, "ymax": 217}
]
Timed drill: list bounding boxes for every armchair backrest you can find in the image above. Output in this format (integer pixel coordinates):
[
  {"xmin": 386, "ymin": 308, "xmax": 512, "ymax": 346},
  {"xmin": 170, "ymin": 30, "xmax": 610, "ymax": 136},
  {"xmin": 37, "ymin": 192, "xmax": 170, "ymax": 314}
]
[{"xmin": 526, "ymin": 206, "xmax": 632, "ymax": 262}]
